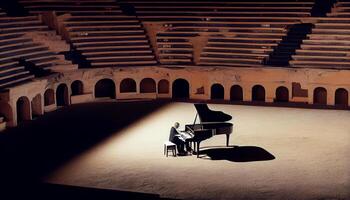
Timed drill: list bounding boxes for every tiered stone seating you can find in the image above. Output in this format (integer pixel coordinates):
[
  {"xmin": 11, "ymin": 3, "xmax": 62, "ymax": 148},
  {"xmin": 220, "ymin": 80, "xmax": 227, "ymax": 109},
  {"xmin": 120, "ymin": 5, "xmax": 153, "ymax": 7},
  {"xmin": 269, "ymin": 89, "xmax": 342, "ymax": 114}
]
[
  {"xmin": 201, "ymin": 36, "xmax": 276, "ymax": 67},
  {"xmin": 121, "ymin": 0, "xmax": 314, "ymax": 66},
  {"xmin": 126, "ymin": 1, "xmax": 314, "ymax": 19},
  {"xmin": 19, "ymin": 0, "xmax": 122, "ymax": 15},
  {"xmin": 66, "ymin": 15, "xmax": 156, "ymax": 67},
  {"xmin": 264, "ymin": 23, "xmax": 313, "ymax": 66},
  {"xmin": 0, "ymin": 15, "xmax": 75, "ymax": 89},
  {"xmin": 0, "ymin": 16, "xmax": 43, "ymax": 89},
  {"xmin": 0, "ymin": 15, "xmax": 48, "ymax": 34},
  {"xmin": 291, "ymin": 1, "xmax": 350, "ymax": 69},
  {"xmin": 157, "ymin": 32, "xmax": 195, "ymax": 64},
  {"xmin": 328, "ymin": 0, "xmax": 350, "ymax": 17},
  {"xmin": 20, "ymin": 0, "xmax": 157, "ymax": 67},
  {"xmin": 198, "ymin": 20, "xmax": 290, "ymax": 67}
]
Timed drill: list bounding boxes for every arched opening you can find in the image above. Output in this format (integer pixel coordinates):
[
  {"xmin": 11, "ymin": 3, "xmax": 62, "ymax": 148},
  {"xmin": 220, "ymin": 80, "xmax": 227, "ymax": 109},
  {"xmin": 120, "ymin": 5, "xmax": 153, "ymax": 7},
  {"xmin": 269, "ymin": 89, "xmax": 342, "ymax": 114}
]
[
  {"xmin": 252, "ymin": 85, "xmax": 265, "ymax": 102},
  {"xmin": 140, "ymin": 78, "xmax": 156, "ymax": 93},
  {"xmin": 16, "ymin": 96, "xmax": 31, "ymax": 123},
  {"xmin": 211, "ymin": 83, "xmax": 224, "ymax": 99},
  {"xmin": 120, "ymin": 78, "xmax": 136, "ymax": 93},
  {"xmin": 31, "ymin": 94, "xmax": 42, "ymax": 118},
  {"xmin": 0, "ymin": 102, "xmax": 13, "ymax": 124},
  {"xmin": 158, "ymin": 79, "xmax": 169, "ymax": 94},
  {"xmin": 95, "ymin": 78, "xmax": 116, "ymax": 99},
  {"xmin": 56, "ymin": 84, "xmax": 69, "ymax": 106},
  {"xmin": 71, "ymin": 80, "xmax": 84, "ymax": 96},
  {"xmin": 313, "ymin": 87, "xmax": 327, "ymax": 105},
  {"xmin": 230, "ymin": 85, "xmax": 243, "ymax": 101},
  {"xmin": 172, "ymin": 78, "xmax": 189, "ymax": 99},
  {"xmin": 275, "ymin": 86, "xmax": 289, "ymax": 102},
  {"xmin": 335, "ymin": 88, "xmax": 348, "ymax": 107},
  {"xmin": 44, "ymin": 89, "xmax": 55, "ymax": 106}
]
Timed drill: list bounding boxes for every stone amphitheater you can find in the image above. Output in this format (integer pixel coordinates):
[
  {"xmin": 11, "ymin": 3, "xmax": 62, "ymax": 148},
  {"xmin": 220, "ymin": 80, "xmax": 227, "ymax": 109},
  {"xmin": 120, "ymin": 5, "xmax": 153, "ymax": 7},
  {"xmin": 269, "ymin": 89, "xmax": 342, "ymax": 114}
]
[
  {"xmin": 0, "ymin": 1, "xmax": 349, "ymax": 199},
  {"xmin": 0, "ymin": 0, "xmax": 349, "ymax": 128}
]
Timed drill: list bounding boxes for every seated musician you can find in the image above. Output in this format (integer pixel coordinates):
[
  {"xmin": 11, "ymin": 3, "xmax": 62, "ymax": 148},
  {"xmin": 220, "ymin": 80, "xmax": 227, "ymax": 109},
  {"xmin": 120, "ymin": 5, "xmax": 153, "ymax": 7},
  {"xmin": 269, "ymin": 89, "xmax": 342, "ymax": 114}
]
[{"xmin": 169, "ymin": 122, "xmax": 191, "ymax": 155}]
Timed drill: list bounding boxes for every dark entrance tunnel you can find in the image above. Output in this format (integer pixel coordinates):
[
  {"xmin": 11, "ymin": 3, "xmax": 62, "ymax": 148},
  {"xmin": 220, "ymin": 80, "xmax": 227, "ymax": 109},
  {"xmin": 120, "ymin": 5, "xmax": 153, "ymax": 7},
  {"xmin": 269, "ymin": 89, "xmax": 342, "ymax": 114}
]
[
  {"xmin": 252, "ymin": 85, "xmax": 266, "ymax": 102},
  {"xmin": 56, "ymin": 84, "xmax": 69, "ymax": 106},
  {"xmin": 95, "ymin": 79, "xmax": 116, "ymax": 99},
  {"xmin": 211, "ymin": 84, "xmax": 224, "ymax": 100},
  {"xmin": 172, "ymin": 78, "xmax": 189, "ymax": 99}
]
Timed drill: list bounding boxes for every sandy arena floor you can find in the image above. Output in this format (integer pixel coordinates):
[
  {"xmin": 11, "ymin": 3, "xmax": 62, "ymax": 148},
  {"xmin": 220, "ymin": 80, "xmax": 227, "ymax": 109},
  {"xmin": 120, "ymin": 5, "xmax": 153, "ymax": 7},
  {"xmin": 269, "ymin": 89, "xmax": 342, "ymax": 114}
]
[{"xmin": 46, "ymin": 103, "xmax": 350, "ymax": 200}]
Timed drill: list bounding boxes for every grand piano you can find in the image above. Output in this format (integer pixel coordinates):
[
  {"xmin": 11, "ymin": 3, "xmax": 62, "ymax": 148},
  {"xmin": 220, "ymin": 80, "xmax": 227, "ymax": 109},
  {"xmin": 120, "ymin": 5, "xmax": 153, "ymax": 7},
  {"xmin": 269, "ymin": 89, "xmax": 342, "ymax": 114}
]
[{"xmin": 184, "ymin": 104, "xmax": 233, "ymax": 158}]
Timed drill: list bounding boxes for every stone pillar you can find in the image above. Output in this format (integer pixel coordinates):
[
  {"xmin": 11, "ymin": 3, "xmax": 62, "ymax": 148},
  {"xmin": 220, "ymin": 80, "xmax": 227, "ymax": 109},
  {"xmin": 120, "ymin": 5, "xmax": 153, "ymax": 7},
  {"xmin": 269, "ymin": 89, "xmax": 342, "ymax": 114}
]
[
  {"xmin": 243, "ymin": 85, "xmax": 251, "ymax": 102},
  {"xmin": 327, "ymin": 88, "xmax": 335, "ymax": 106},
  {"xmin": 308, "ymin": 86, "xmax": 314, "ymax": 104},
  {"xmin": 224, "ymin": 85, "xmax": 231, "ymax": 101},
  {"xmin": 265, "ymin": 87, "xmax": 275, "ymax": 103}
]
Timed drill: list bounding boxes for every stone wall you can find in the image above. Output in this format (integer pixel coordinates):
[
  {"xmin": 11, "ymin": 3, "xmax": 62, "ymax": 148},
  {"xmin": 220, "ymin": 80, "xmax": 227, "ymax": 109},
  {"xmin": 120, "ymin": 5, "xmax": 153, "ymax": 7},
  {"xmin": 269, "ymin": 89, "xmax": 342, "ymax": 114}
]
[{"xmin": 0, "ymin": 65, "xmax": 349, "ymax": 128}]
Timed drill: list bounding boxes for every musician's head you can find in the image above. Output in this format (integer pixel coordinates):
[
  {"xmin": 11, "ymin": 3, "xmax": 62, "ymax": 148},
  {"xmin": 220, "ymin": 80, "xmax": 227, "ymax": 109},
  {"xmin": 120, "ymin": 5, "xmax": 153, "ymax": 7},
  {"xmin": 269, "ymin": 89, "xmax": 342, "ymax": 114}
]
[{"xmin": 174, "ymin": 122, "xmax": 180, "ymax": 129}]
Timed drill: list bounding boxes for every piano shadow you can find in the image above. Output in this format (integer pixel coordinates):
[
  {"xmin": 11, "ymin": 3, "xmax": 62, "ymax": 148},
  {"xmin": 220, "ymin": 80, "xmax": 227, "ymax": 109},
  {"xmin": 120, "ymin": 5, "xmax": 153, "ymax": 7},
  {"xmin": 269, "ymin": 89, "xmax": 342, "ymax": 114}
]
[{"xmin": 198, "ymin": 146, "xmax": 275, "ymax": 162}]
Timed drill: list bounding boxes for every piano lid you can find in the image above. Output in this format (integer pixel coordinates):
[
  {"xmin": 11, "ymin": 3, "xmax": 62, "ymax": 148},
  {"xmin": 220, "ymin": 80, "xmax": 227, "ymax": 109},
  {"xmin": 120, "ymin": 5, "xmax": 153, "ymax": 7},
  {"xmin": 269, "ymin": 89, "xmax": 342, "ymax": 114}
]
[{"xmin": 194, "ymin": 103, "xmax": 232, "ymax": 123}]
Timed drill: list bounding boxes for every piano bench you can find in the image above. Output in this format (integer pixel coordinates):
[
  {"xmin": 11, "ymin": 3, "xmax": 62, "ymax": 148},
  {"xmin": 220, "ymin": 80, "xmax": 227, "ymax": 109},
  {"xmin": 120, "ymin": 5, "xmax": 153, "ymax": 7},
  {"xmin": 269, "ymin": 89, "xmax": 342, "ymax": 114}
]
[{"xmin": 164, "ymin": 141, "xmax": 177, "ymax": 157}]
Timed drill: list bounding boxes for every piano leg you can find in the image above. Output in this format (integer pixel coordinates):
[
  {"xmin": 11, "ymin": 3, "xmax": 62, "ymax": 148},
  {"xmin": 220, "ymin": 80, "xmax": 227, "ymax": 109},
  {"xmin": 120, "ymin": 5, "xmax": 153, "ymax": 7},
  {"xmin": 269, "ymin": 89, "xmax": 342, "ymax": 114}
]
[
  {"xmin": 226, "ymin": 134, "xmax": 230, "ymax": 147},
  {"xmin": 197, "ymin": 142, "xmax": 200, "ymax": 158}
]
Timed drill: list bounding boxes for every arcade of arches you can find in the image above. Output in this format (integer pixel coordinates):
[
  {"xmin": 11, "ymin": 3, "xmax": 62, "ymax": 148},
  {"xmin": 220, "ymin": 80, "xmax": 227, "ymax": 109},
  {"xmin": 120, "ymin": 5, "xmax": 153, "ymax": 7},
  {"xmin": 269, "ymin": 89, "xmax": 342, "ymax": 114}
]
[{"xmin": 1, "ymin": 66, "xmax": 349, "ymax": 128}]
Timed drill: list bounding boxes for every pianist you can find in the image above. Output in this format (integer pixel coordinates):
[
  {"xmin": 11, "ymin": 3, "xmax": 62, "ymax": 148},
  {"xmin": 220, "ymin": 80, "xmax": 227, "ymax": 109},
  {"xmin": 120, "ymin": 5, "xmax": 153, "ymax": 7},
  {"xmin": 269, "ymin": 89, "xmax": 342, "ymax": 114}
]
[{"xmin": 169, "ymin": 122, "xmax": 190, "ymax": 155}]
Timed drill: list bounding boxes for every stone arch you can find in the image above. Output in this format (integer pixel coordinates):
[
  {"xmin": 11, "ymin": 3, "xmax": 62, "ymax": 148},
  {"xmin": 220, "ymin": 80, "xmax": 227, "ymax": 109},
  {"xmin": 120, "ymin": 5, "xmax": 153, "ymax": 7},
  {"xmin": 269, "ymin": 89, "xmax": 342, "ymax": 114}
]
[
  {"xmin": 211, "ymin": 83, "xmax": 224, "ymax": 99},
  {"xmin": 230, "ymin": 85, "xmax": 243, "ymax": 101},
  {"xmin": 252, "ymin": 85, "xmax": 266, "ymax": 102},
  {"xmin": 172, "ymin": 78, "xmax": 189, "ymax": 99},
  {"xmin": 95, "ymin": 78, "xmax": 116, "ymax": 99},
  {"xmin": 140, "ymin": 78, "xmax": 156, "ymax": 93},
  {"xmin": 275, "ymin": 86, "xmax": 289, "ymax": 102},
  {"xmin": 313, "ymin": 87, "xmax": 327, "ymax": 105},
  {"xmin": 335, "ymin": 88, "xmax": 348, "ymax": 107},
  {"xmin": 16, "ymin": 96, "xmax": 31, "ymax": 123},
  {"xmin": 158, "ymin": 79, "xmax": 169, "ymax": 94},
  {"xmin": 71, "ymin": 80, "xmax": 84, "ymax": 96},
  {"xmin": 120, "ymin": 78, "xmax": 136, "ymax": 93},
  {"xmin": 56, "ymin": 84, "xmax": 69, "ymax": 106},
  {"xmin": 44, "ymin": 89, "xmax": 55, "ymax": 106},
  {"xmin": 0, "ymin": 102, "xmax": 13, "ymax": 124},
  {"xmin": 31, "ymin": 94, "xmax": 42, "ymax": 118}
]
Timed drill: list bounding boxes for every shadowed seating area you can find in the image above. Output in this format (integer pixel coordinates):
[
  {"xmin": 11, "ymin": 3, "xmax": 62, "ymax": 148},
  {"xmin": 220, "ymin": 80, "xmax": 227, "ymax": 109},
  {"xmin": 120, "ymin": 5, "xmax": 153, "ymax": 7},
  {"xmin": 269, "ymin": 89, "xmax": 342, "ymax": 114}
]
[{"xmin": 0, "ymin": 10, "xmax": 77, "ymax": 89}]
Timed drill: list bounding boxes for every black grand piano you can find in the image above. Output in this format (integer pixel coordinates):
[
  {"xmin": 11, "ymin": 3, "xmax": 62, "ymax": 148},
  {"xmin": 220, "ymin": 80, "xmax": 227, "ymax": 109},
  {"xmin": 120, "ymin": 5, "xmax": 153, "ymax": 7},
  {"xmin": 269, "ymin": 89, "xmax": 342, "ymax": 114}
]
[{"xmin": 184, "ymin": 103, "xmax": 233, "ymax": 158}]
